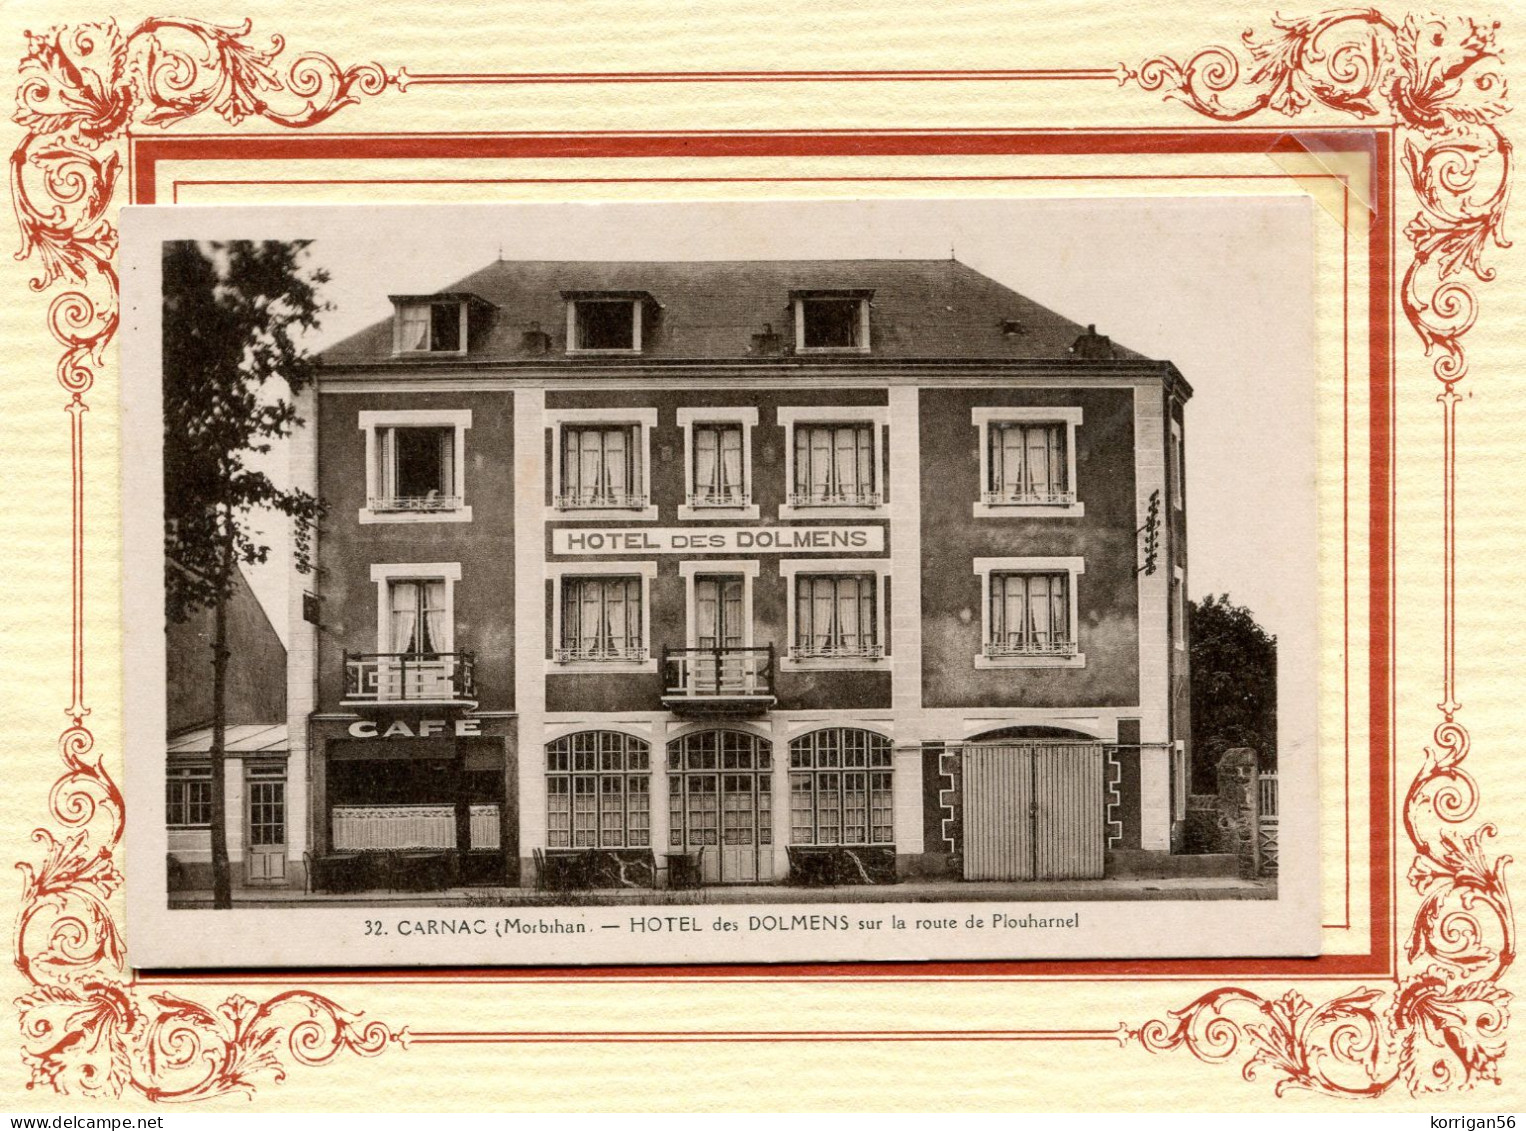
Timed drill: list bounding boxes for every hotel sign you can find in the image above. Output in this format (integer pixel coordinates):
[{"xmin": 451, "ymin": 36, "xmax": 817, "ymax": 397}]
[{"xmin": 552, "ymin": 525, "xmax": 884, "ymax": 555}]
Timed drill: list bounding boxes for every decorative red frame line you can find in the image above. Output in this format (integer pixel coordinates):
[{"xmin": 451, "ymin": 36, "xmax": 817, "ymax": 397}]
[{"xmin": 129, "ymin": 127, "xmax": 1390, "ymax": 983}]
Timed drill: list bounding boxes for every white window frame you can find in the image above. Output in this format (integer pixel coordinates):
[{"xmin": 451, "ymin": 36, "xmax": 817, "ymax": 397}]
[
  {"xmin": 779, "ymin": 558, "xmax": 892, "ymax": 671},
  {"xmin": 794, "ymin": 295, "xmax": 871, "ymax": 354},
  {"xmin": 166, "ymin": 762, "xmax": 213, "ymax": 829},
  {"xmin": 358, "ymin": 409, "xmax": 473, "ymax": 525},
  {"xmin": 566, "ymin": 298, "xmax": 643, "ymax": 355},
  {"xmin": 971, "ymin": 407, "xmax": 1084, "ymax": 518},
  {"xmin": 1170, "ymin": 419, "xmax": 1185, "ymax": 511},
  {"xmin": 973, "ymin": 556, "xmax": 1086, "ymax": 670},
  {"xmin": 546, "ymin": 408, "xmax": 659, "ymax": 521},
  {"xmin": 678, "ymin": 560, "xmax": 760, "ymax": 649},
  {"xmin": 777, "ymin": 406, "xmax": 888, "ymax": 518},
  {"xmin": 393, "ymin": 299, "xmax": 467, "ymax": 357},
  {"xmin": 676, "ymin": 407, "xmax": 760, "ymax": 520},
  {"xmin": 369, "ymin": 562, "xmax": 462, "ymax": 654},
  {"xmin": 548, "ymin": 561, "xmax": 658, "ymax": 673},
  {"xmin": 1173, "ymin": 566, "xmax": 1186, "ymax": 650}
]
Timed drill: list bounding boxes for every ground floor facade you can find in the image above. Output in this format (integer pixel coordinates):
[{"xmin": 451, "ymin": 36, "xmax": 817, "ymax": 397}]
[{"xmin": 168, "ymin": 707, "xmax": 1186, "ymax": 895}]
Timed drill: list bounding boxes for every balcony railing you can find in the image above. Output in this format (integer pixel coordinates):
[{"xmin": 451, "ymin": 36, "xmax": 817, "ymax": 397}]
[
  {"xmin": 343, "ymin": 651, "xmax": 477, "ymax": 708},
  {"xmin": 982, "ymin": 639, "xmax": 1078, "ymax": 659},
  {"xmin": 687, "ymin": 491, "xmax": 750, "ymax": 508},
  {"xmin": 787, "ymin": 489, "xmax": 882, "ymax": 508},
  {"xmin": 980, "ymin": 488, "xmax": 1076, "ymax": 506},
  {"xmin": 662, "ymin": 645, "xmax": 776, "ymax": 713},
  {"xmin": 553, "ymin": 645, "xmax": 649, "ymax": 664},
  {"xmin": 554, "ymin": 492, "xmax": 648, "ymax": 511},
  {"xmin": 787, "ymin": 642, "xmax": 884, "ymax": 661},
  {"xmin": 368, "ymin": 494, "xmax": 464, "ymax": 513}
]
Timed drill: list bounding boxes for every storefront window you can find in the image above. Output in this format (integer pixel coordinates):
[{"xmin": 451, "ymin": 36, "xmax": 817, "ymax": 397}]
[
  {"xmin": 788, "ymin": 728, "xmax": 893, "ymax": 845},
  {"xmin": 546, "ymin": 731, "xmax": 651, "ymax": 848}
]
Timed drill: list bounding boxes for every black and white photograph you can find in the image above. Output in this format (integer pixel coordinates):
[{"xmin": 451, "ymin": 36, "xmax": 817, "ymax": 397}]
[{"xmin": 122, "ymin": 198, "xmax": 1320, "ymax": 966}]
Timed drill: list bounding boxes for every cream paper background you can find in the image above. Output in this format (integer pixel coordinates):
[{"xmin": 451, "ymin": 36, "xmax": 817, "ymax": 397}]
[{"xmin": 0, "ymin": 0, "xmax": 1520, "ymax": 1111}]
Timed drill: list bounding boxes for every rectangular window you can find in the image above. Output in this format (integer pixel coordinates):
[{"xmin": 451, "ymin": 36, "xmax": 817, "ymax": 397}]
[
  {"xmin": 691, "ymin": 423, "xmax": 745, "ymax": 506},
  {"xmin": 792, "ymin": 423, "xmax": 877, "ymax": 506},
  {"xmin": 396, "ymin": 301, "xmax": 462, "ymax": 353},
  {"xmin": 1171, "ymin": 421, "xmax": 1185, "ymax": 510},
  {"xmin": 166, "ymin": 764, "xmax": 212, "ymax": 828},
  {"xmin": 793, "ymin": 574, "xmax": 879, "ymax": 659},
  {"xmin": 801, "ymin": 298, "xmax": 862, "ymax": 348},
  {"xmin": 987, "ymin": 572, "xmax": 1074, "ymax": 658},
  {"xmin": 559, "ymin": 425, "xmax": 645, "ymax": 510},
  {"xmin": 558, "ymin": 576, "xmax": 645, "ymax": 662},
  {"xmin": 572, "ymin": 300, "xmax": 638, "ymax": 351},
  {"xmin": 246, "ymin": 763, "xmax": 286, "ymax": 847},
  {"xmin": 1173, "ymin": 568, "xmax": 1186, "ymax": 649},
  {"xmin": 988, "ymin": 421, "xmax": 1069, "ymax": 505},
  {"xmin": 388, "ymin": 579, "xmax": 448, "ymax": 655},
  {"xmin": 373, "ymin": 426, "xmax": 458, "ymax": 512}
]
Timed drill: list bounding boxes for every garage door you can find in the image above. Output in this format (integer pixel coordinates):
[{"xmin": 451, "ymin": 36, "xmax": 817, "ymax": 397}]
[{"xmin": 962, "ymin": 743, "xmax": 1105, "ymax": 880}]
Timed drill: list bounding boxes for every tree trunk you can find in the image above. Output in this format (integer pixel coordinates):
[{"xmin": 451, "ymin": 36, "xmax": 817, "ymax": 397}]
[{"xmin": 208, "ymin": 528, "xmax": 235, "ymax": 909}]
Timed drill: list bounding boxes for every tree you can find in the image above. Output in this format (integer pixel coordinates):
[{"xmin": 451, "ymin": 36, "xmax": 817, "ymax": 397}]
[
  {"xmin": 1188, "ymin": 593, "xmax": 1277, "ymax": 793},
  {"xmin": 163, "ymin": 240, "xmax": 326, "ymax": 909}
]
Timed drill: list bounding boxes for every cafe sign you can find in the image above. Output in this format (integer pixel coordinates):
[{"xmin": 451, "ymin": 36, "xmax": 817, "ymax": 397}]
[
  {"xmin": 348, "ymin": 718, "xmax": 483, "ymax": 739},
  {"xmin": 552, "ymin": 525, "xmax": 884, "ymax": 555}
]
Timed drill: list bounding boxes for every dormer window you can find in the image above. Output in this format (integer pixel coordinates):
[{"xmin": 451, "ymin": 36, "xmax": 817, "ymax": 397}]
[
  {"xmin": 395, "ymin": 300, "xmax": 465, "ymax": 354},
  {"xmin": 793, "ymin": 291, "xmax": 872, "ymax": 353},
  {"xmin": 564, "ymin": 292, "xmax": 649, "ymax": 354}
]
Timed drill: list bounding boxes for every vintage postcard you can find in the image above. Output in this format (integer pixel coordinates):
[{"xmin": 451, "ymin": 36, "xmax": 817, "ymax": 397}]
[
  {"xmin": 4, "ymin": 0, "xmax": 1518, "ymax": 1112},
  {"xmin": 121, "ymin": 197, "xmax": 1319, "ymax": 967}
]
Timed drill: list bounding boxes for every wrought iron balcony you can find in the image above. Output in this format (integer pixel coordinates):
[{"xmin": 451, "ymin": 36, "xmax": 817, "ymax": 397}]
[
  {"xmin": 980, "ymin": 488, "xmax": 1077, "ymax": 507},
  {"xmin": 661, "ymin": 645, "xmax": 777, "ymax": 715},
  {"xmin": 553, "ymin": 645, "xmax": 649, "ymax": 664},
  {"xmin": 553, "ymin": 492, "xmax": 648, "ymax": 511},
  {"xmin": 368, "ymin": 494, "xmax": 464, "ymax": 513},
  {"xmin": 687, "ymin": 490, "xmax": 751, "ymax": 508},
  {"xmin": 787, "ymin": 489, "xmax": 882, "ymax": 508},
  {"xmin": 787, "ymin": 642, "xmax": 884, "ymax": 662},
  {"xmin": 342, "ymin": 651, "xmax": 478, "ymax": 709},
  {"xmin": 982, "ymin": 639, "xmax": 1078, "ymax": 659}
]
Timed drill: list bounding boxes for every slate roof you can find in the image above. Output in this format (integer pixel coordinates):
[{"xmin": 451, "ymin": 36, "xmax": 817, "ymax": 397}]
[{"xmin": 319, "ymin": 258, "xmax": 1158, "ymax": 366}]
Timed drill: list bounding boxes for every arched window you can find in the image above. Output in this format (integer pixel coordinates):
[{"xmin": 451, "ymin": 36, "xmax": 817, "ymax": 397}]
[
  {"xmin": 546, "ymin": 731, "xmax": 650, "ymax": 849},
  {"xmin": 788, "ymin": 729, "xmax": 893, "ymax": 846}
]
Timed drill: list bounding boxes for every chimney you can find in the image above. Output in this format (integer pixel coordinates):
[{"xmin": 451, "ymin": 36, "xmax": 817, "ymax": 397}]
[{"xmin": 1070, "ymin": 323, "xmax": 1115, "ymax": 361}]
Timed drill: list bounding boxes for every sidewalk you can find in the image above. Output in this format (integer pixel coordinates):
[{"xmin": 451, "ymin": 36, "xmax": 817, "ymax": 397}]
[{"xmin": 171, "ymin": 874, "xmax": 1273, "ymax": 909}]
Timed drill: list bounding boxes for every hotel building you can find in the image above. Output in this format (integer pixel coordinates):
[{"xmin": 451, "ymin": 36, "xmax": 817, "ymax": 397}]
[{"xmin": 252, "ymin": 257, "xmax": 1192, "ymax": 892}]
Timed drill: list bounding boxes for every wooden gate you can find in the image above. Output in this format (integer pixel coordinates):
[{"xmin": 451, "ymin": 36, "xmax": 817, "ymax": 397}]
[{"xmin": 962, "ymin": 743, "xmax": 1105, "ymax": 880}]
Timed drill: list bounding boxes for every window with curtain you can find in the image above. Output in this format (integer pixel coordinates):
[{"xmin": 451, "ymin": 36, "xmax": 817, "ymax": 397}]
[
  {"xmin": 166, "ymin": 764, "xmax": 212, "ymax": 828},
  {"xmin": 545, "ymin": 731, "xmax": 651, "ymax": 849},
  {"xmin": 788, "ymin": 729, "xmax": 893, "ymax": 846},
  {"xmin": 388, "ymin": 579, "xmax": 448, "ymax": 655},
  {"xmin": 373, "ymin": 426, "xmax": 457, "ymax": 511},
  {"xmin": 559, "ymin": 425, "xmax": 644, "ymax": 509},
  {"xmin": 792, "ymin": 422, "xmax": 877, "ymax": 506},
  {"xmin": 987, "ymin": 421, "xmax": 1069, "ymax": 504},
  {"xmin": 396, "ymin": 301, "xmax": 462, "ymax": 352},
  {"xmin": 558, "ymin": 576, "xmax": 645, "ymax": 661},
  {"xmin": 987, "ymin": 571, "xmax": 1074, "ymax": 657},
  {"xmin": 792, "ymin": 574, "xmax": 878, "ymax": 659},
  {"xmin": 691, "ymin": 422, "xmax": 745, "ymax": 505}
]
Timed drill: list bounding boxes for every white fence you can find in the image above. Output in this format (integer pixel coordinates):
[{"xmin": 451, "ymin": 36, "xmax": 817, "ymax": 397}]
[{"xmin": 331, "ymin": 805, "xmax": 501, "ymax": 851}]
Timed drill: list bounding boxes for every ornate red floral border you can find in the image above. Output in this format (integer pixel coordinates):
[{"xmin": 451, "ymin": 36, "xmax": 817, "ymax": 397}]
[{"xmin": 8, "ymin": 10, "xmax": 1513, "ymax": 1103}]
